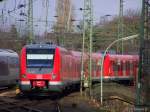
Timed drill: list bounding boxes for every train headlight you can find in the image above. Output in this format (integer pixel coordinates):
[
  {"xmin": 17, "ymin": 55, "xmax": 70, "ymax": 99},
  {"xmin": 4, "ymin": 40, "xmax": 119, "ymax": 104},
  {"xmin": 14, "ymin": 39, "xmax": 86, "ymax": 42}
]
[
  {"xmin": 22, "ymin": 74, "xmax": 26, "ymax": 78},
  {"xmin": 51, "ymin": 73, "xmax": 56, "ymax": 80}
]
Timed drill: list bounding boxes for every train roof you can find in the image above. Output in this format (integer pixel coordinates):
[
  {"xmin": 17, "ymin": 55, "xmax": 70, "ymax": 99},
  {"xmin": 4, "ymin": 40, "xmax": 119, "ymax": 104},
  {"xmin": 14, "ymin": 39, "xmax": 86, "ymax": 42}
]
[
  {"xmin": 25, "ymin": 43, "xmax": 57, "ymax": 49},
  {"xmin": 92, "ymin": 53, "xmax": 102, "ymax": 58},
  {"xmin": 70, "ymin": 51, "xmax": 81, "ymax": 57},
  {"xmin": 0, "ymin": 49, "xmax": 18, "ymax": 57},
  {"xmin": 109, "ymin": 54, "xmax": 139, "ymax": 61}
]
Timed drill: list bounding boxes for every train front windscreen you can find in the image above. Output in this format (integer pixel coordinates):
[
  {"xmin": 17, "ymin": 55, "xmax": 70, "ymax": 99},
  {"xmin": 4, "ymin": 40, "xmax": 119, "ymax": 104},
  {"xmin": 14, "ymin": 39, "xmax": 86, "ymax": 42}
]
[{"xmin": 26, "ymin": 48, "xmax": 55, "ymax": 74}]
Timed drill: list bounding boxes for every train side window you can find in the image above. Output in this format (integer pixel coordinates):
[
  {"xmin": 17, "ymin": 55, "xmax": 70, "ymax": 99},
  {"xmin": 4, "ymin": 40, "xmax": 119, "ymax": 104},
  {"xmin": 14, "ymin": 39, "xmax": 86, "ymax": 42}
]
[
  {"xmin": 127, "ymin": 61, "xmax": 131, "ymax": 70},
  {"xmin": 8, "ymin": 57, "xmax": 18, "ymax": 68},
  {"xmin": 113, "ymin": 61, "xmax": 118, "ymax": 71},
  {"xmin": 122, "ymin": 61, "xmax": 125, "ymax": 71},
  {"xmin": 92, "ymin": 60, "xmax": 96, "ymax": 76},
  {"xmin": 0, "ymin": 56, "xmax": 9, "ymax": 76},
  {"xmin": 112, "ymin": 61, "xmax": 118, "ymax": 76},
  {"xmin": 61, "ymin": 55, "xmax": 64, "ymax": 74},
  {"xmin": 77, "ymin": 62, "xmax": 80, "ymax": 76},
  {"xmin": 125, "ymin": 61, "xmax": 130, "ymax": 75},
  {"xmin": 130, "ymin": 61, "xmax": 133, "ymax": 75},
  {"xmin": 125, "ymin": 61, "xmax": 129, "ymax": 71},
  {"xmin": 116, "ymin": 60, "xmax": 121, "ymax": 72},
  {"xmin": 92, "ymin": 60, "xmax": 96, "ymax": 71},
  {"xmin": 16, "ymin": 58, "xmax": 19, "ymax": 67}
]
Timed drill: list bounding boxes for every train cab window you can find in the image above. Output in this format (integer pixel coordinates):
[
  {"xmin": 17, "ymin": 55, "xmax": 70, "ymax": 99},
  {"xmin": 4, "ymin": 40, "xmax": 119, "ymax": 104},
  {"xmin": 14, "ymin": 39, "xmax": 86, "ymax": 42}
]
[{"xmin": 26, "ymin": 48, "xmax": 55, "ymax": 74}]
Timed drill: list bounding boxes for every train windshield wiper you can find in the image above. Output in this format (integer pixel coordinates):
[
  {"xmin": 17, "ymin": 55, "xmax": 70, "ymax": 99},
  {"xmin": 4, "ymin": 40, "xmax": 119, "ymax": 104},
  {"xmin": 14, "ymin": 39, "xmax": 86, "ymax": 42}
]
[
  {"xmin": 39, "ymin": 64, "xmax": 44, "ymax": 71},
  {"xmin": 38, "ymin": 58, "xmax": 49, "ymax": 71}
]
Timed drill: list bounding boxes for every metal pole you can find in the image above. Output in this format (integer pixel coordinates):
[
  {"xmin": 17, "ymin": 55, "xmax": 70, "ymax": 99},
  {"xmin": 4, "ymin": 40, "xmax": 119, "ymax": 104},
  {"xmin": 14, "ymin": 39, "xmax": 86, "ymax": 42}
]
[
  {"xmin": 121, "ymin": 0, "xmax": 124, "ymax": 54},
  {"xmin": 89, "ymin": 0, "xmax": 93, "ymax": 97},
  {"xmin": 28, "ymin": 0, "xmax": 33, "ymax": 43},
  {"xmin": 45, "ymin": 0, "xmax": 49, "ymax": 38},
  {"xmin": 136, "ymin": 0, "xmax": 145, "ymax": 108},
  {"xmin": 67, "ymin": 0, "xmax": 72, "ymax": 32},
  {"xmin": 100, "ymin": 34, "xmax": 138, "ymax": 105},
  {"xmin": 82, "ymin": 0, "xmax": 93, "ymax": 97},
  {"xmin": 80, "ymin": 3, "xmax": 86, "ymax": 95},
  {"xmin": 117, "ymin": 0, "xmax": 124, "ymax": 54}
]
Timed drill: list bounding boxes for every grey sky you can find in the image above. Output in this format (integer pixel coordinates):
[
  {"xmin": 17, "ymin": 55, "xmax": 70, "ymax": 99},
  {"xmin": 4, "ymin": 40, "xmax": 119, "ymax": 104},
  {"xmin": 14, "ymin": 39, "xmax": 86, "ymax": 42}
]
[
  {"xmin": 0, "ymin": 0, "xmax": 142, "ymax": 35},
  {"xmin": 73, "ymin": 0, "xmax": 141, "ymax": 21}
]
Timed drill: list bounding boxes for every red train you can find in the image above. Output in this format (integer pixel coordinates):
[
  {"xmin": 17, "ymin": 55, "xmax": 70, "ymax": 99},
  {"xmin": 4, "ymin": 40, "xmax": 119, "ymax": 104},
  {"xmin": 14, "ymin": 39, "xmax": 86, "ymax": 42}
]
[{"xmin": 19, "ymin": 43, "xmax": 139, "ymax": 93}]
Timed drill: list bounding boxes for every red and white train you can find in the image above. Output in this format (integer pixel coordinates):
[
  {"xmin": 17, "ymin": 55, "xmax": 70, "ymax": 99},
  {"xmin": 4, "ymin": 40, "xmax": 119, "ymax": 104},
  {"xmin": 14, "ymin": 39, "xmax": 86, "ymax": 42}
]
[{"xmin": 19, "ymin": 43, "xmax": 139, "ymax": 93}]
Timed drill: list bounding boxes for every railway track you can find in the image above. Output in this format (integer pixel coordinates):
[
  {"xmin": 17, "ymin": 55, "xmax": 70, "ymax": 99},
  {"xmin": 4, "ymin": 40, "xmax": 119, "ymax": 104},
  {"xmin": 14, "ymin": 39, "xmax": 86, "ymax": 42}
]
[
  {"xmin": 91, "ymin": 82, "xmax": 136, "ymax": 102},
  {"xmin": 0, "ymin": 98, "xmax": 42, "ymax": 112},
  {"xmin": 0, "ymin": 83, "xmax": 137, "ymax": 112},
  {"xmin": 0, "ymin": 97, "xmax": 63, "ymax": 112},
  {"xmin": 85, "ymin": 82, "xmax": 137, "ymax": 111},
  {"xmin": 0, "ymin": 88, "xmax": 97, "ymax": 112},
  {"xmin": 0, "ymin": 87, "xmax": 8, "ymax": 90},
  {"xmin": 0, "ymin": 88, "xmax": 62, "ymax": 112},
  {"xmin": 54, "ymin": 101, "xmax": 62, "ymax": 112}
]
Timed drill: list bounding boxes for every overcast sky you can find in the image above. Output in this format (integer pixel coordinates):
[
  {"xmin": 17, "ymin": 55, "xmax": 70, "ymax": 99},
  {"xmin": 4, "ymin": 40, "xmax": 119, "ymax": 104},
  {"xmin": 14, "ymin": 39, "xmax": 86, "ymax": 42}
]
[{"xmin": 0, "ymin": 0, "xmax": 141, "ymax": 35}]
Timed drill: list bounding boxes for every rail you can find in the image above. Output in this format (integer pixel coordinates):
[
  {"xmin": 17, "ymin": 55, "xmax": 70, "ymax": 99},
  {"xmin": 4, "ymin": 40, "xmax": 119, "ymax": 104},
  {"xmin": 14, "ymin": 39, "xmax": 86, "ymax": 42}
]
[{"xmin": 55, "ymin": 102, "xmax": 62, "ymax": 112}]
